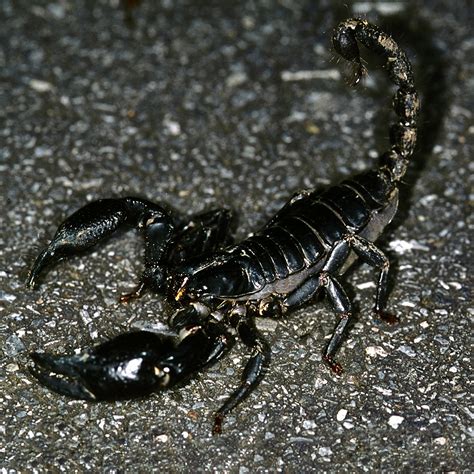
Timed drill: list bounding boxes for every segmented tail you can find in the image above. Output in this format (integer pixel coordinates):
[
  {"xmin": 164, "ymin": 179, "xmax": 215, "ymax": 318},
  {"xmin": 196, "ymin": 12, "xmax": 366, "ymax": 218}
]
[{"xmin": 333, "ymin": 18, "xmax": 420, "ymax": 182}]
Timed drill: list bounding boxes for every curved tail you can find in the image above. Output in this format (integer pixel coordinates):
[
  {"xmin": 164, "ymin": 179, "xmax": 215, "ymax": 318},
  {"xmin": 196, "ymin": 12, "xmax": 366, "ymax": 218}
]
[{"xmin": 333, "ymin": 18, "xmax": 420, "ymax": 182}]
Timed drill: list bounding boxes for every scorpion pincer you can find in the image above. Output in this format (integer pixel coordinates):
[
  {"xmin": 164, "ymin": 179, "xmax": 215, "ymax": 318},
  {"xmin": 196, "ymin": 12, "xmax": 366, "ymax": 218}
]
[{"xmin": 26, "ymin": 19, "xmax": 419, "ymax": 434}]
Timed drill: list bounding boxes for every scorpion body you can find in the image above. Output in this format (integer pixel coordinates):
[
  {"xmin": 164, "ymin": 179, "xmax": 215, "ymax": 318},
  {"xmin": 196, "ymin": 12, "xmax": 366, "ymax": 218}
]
[{"xmin": 27, "ymin": 19, "xmax": 419, "ymax": 433}]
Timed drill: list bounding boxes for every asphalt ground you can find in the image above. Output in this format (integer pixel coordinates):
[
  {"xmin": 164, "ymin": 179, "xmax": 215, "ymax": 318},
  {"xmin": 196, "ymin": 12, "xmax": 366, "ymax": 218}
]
[{"xmin": 1, "ymin": 0, "xmax": 472, "ymax": 471}]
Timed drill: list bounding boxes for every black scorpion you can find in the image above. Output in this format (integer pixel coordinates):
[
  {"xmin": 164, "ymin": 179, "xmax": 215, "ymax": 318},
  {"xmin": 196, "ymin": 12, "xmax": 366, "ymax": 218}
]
[{"xmin": 27, "ymin": 19, "xmax": 419, "ymax": 434}]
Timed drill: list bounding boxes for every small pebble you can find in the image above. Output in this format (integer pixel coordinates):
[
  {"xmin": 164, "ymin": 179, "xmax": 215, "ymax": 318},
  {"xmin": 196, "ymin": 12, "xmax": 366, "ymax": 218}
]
[
  {"xmin": 318, "ymin": 446, "xmax": 333, "ymax": 457},
  {"xmin": 366, "ymin": 346, "xmax": 388, "ymax": 358},
  {"xmin": 336, "ymin": 409, "xmax": 348, "ymax": 422},
  {"xmin": 388, "ymin": 415, "xmax": 404, "ymax": 429},
  {"xmin": 29, "ymin": 79, "xmax": 54, "ymax": 92}
]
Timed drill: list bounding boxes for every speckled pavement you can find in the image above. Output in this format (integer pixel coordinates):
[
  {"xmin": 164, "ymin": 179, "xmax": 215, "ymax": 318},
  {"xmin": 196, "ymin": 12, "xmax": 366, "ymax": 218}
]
[{"xmin": 1, "ymin": 1, "xmax": 472, "ymax": 471}]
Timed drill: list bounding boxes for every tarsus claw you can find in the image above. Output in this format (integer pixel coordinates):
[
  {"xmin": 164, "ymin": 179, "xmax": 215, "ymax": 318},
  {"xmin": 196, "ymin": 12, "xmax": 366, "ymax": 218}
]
[
  {"xmin": 119, "ymin": 281, "xmax": 147, "ymax": 304},
  {"xmin": 375, "ymin": 310, "xmax": 399, "ymax": 325},
  {"xmin": 27, "ymin": 248, "xmax": 58, "ymax": 288},
  {"xmin": 323, "ymin": 355, "xmax": 343, "ymax": 376},
  {"xmin": 212, "ymin": 413, "xmax": 224, "ymax": 435}
]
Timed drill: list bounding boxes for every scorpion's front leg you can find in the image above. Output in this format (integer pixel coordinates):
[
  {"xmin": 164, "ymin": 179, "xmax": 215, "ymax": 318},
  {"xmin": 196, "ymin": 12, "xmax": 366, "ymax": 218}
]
[
  {"xmin": 30, "ymin": 305, "xmax": 232, "ymax": 401},
  {"xmin": 213, "ymin": 308, "xmax": 271, "ymax": 435},
  {"xmin": 281, "ymin": 241, "xmax": 355, "ymax": 375},
  {"xmin": 27, "ymin": 197, "xmax": 175, "ymax": 295}
]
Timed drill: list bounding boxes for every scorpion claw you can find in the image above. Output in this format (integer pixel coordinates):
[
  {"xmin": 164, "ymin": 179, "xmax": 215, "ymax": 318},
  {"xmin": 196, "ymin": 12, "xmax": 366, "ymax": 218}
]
[
  {"xmin": 30, "ymin": 351, "xmax": 84, "ymax": 377},
  {"xmin": 29, "ymin": 331, "xmax": 177, "ymax": 401},
  {"xmin": 29, "ymin": 325, "xmax": 228, "ymax": 403},
  {"xmin": 27, "ymin": 248, "xmax": 58, "ymax": 288},
  {"xmin": 29, "ymin": 353, "xmax": 97, "ymax": 400}
]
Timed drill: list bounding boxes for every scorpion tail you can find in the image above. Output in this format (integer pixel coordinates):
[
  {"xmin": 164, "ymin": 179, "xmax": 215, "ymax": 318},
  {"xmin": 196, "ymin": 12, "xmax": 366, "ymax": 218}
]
[{"xmin": 333, "ymin": 18, "xmax": 420, "ymax": 182}]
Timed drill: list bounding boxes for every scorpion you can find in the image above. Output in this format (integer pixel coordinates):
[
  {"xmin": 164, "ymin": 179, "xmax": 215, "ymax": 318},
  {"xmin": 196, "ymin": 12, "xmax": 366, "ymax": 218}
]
[{"xmin": 26, "ymin": 19, "xmax": 419, "ymax": 434}]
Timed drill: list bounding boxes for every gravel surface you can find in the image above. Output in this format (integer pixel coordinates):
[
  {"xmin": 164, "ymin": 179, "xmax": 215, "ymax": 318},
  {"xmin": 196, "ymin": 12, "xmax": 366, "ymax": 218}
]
[{"xmin": 1, "ymin": 0, "xmax": 472, "ymax": 471}]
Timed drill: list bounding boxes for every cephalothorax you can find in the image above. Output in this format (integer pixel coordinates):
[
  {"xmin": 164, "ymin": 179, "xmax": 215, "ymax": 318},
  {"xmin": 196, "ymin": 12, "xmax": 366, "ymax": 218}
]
[{"xmin": 27, "ymin": 19, "xmax": 419, "ymax": 434}]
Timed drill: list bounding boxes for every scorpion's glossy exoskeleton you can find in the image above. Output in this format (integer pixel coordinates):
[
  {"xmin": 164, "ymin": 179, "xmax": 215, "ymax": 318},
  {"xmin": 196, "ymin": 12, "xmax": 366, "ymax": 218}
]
[{"xmin": 27, "ymin": 19, "xmax": 419, "ymax": 434}]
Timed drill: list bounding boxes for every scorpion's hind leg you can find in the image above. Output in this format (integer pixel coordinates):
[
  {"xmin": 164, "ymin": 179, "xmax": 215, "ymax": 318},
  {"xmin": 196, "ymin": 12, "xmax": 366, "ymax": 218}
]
[
  {"xmin": 283, "ymin": 266, "xmax": 354, "ymax": 375},
  {"xmin": 348, "ymin": 235, "xmax": 398, "ymax": 324},
  {"xmin": 319, "ymin": 235, "xmax": 398, "ymax": 374},
  {"xmin": 213, "ymin": 309, "xmax": 271, "ymax": 434},
  {"xmin": 27, "ymin": 197, "xmax": 175, "ymax": 294},
  {"xmin": 282, "ymin": 241, "xmax": 354, "ymax": 375},
  {"xmin": 284, "ymin": 272, "xmax": 353, "ymax": 376}
]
